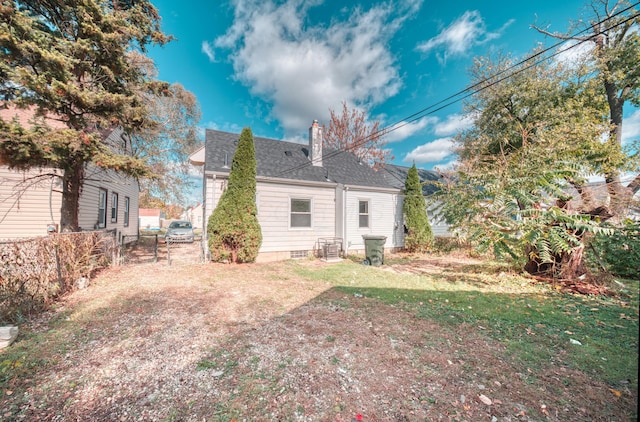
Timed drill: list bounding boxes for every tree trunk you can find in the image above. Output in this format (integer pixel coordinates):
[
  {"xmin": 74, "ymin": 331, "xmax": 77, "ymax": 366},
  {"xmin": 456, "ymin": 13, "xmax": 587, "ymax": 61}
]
[
  {"xmin": 603, "ymin": 75, "xmax": 633, "ymax": 219},
  {"xmin": 568, "ymin": 179, "xmax": 597, "ymax": 211},
  {"xmin": 60, "ymin": 163, "xmax": 83, "ymax": 232},
  {"xmin": 559, "ymin": 246, "xmax": 586, "ymax": 280}
]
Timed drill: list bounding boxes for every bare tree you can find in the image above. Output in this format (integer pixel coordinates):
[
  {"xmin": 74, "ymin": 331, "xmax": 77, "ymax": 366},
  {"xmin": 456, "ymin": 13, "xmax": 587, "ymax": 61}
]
[{"xmin": 323, "ymin": 102, "xmax": 392, "ymax": 168}]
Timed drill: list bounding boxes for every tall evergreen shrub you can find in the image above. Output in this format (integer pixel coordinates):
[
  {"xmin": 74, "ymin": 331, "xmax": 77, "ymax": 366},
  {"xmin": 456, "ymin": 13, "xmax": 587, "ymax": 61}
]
[
  {"xmin": 207, "ymin": 127, "xmax": 262, "ymax": 262},
  {"xmin": 403, "ymin": 164, "xmax": 433, "ymax": 252}
]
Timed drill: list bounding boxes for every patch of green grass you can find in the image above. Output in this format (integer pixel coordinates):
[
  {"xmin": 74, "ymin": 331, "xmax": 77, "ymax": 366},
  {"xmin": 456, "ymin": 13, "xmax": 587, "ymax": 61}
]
[
  {"xmin": 196, "ymin": 350, "xmax": 239, "ymax": 374},
  {"xmin": 292, "ymin": 259, "xmax": 638, "ymax": 389}
]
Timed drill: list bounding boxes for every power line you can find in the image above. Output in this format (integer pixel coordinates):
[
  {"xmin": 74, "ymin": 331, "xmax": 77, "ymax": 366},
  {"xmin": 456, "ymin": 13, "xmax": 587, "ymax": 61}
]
[{"xmin": 274, "ymin": 2, "xmax": 639, "ymax": 178}]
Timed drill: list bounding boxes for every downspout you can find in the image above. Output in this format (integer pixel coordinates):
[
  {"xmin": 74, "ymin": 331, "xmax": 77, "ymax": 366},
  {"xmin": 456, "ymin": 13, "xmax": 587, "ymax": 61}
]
[{"xmin": 343, "ymin": 185, "xmax": 349, "ymax": 256}]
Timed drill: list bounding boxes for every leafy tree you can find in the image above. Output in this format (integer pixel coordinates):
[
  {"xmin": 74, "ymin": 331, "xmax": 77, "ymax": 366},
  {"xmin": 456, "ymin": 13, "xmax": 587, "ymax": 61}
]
[
  {"xmin": 207, "ymin": 127, "xmax": 262, "ymax": 263},
  {"xmin": 437, "ymin": 52, "xmax": 616, "ymax": 279},
  {"xmin": 127, "ymin": 53, "xmax": 202, "ymax": 206},
  {"xmin": 533, "ymin": 0, "xmax": 640, "ymax": 217},
  {"xmin": 0, "ymin": 0, "xmax": 173, "ymax": 231},
  {"xmin": 323, "ymin": 101, "xmax": 391, "ymax": 168},
  {"xmin": 403, "ymin": 164, "xmax": 433, "ymax": 252}
]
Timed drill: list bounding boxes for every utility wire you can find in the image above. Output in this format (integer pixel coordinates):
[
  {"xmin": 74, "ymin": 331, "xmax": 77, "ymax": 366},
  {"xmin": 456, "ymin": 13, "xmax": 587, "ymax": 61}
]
[{"xmin": 274, "ymin": 2, "xmax": 639, "ymax": 178}]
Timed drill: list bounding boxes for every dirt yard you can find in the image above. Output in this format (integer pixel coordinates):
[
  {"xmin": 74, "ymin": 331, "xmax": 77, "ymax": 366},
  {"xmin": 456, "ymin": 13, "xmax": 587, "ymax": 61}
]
[{"xmin": 0, "ymin": 257, "xmax": 636, "ymax": 421}]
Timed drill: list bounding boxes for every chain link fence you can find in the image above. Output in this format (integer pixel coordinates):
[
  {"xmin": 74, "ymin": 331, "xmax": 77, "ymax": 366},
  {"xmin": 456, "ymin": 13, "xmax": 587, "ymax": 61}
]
[{"xmin": 119, "ymin": 233, "xmax": 206, "ymax": 266}]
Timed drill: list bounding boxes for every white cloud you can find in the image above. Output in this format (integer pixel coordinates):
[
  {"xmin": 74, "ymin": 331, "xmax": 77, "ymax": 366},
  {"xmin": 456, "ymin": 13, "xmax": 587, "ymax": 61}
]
[
  {"xmin": 201, "ymin": 41, "xmax": 216, "ymax": 62},
  {"xmin": 553, "ymin": 39, "xmax": 593, "ymax": 68},
  {"xmin": 200, "ymin": 120, "xmax": 243, "ymax": 136},
  {"xmin": 416, "ymin": 11, "xmax": 512, "ymax": 64},
  {"xmin": 385, "ymin": 116, "xmax": 436, "ymax": 143},
  {"xmin": 434, "ymin": 158, "xmax": 458, "ymax": 171},
  {"xmin": 403, "ymin": 137, "xmax": 455, "ymax": 164},
  {"xmin": 622, "ymin": 109, "xmax": 640, "ymax": 145},
  {"xmin": 213, "ymin": 0, "xmax": 421, "ymax": 136},
  {"xmin": 433, "ymin": 113, "xmax": 474, "ymax": 136}
]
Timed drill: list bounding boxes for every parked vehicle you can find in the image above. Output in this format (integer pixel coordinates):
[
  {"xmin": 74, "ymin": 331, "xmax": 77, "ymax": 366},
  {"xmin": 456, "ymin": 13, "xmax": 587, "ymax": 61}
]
[{"xmin": 165, "ymin": 220, "xmax": 194, "ymax": 243}]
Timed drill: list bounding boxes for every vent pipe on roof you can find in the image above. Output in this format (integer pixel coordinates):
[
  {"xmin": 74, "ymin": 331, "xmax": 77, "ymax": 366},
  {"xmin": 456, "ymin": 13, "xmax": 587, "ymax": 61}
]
[{"xmin": 309, "ymin": 119, "xmax": 323, "ymax": 167}]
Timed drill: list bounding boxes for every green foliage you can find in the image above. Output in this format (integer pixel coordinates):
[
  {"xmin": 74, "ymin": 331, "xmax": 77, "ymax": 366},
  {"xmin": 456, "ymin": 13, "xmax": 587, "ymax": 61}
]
[
  {"xmin": 0, "ymin": 1, "xmax": 174, "ymax": 230},
  {"xmin": 402, "ymin": 164, "xmax": 433, "ymax": 252},
  {"xmin": 587, "ymin": 220, "xmax": 640, "ymax": 279},
  {"xmin": 436, "ymin": 50, "xmax": 622, "ymax": 278},
  {"xmin": 207, "ymin": 127, "xmax": 262, "ymax": 263}
]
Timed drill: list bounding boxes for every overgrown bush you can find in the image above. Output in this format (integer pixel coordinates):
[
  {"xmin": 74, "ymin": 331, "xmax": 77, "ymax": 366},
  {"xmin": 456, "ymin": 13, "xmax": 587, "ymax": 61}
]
[
  {"xmin": 0, "ymin": 231, "xmax": 115, "ymax": 323},
  {"xmin": 586, "ymin": 220, "xmax": 640, "ymax": 279}
]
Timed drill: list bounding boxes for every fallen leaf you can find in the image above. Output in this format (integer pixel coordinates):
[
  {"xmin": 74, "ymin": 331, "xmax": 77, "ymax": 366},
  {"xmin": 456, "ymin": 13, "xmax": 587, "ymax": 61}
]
[
  {"xmin": 478, "ymin": 394, "xmax": 492, "ymax": 406},
  {"xmin": 609, "ymin": 388, "xmax": 622, "ymax": 398}
]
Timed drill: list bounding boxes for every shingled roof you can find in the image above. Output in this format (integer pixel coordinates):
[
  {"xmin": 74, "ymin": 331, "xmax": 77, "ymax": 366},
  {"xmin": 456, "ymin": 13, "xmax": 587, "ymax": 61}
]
[
  {"xmin": 204, "ymin": 129, "xmax": 393, "ymax": 189},
  {"xmin": 381, "ymin": 163, "xmax": 442, "ymax": 196}
]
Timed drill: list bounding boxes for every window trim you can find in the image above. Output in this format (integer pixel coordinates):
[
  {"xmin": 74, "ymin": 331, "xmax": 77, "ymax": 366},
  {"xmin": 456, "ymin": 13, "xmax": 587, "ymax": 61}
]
[
  {"xmin": 289, "ymin": 197, "xmax": 312, "ymax": 229},
  {"xmin": 111, "ymin": 192, "xmax": 118, "ymax": 223},
  {"xmin": 124, "ymin": 196, "xmax": 130, "ymax": 227},
  {"xmin": 358, "ymin": 199, "xmax": 370, "ymax": 229},
  {"xmin": 98, "ymin": 189, "xmax": 107, "ymax": 229}
]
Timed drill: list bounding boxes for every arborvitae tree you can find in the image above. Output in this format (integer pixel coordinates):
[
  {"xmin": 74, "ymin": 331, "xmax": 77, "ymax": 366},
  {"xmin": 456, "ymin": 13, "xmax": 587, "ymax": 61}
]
[
  {"xmin": 207, "ymin": 127, "xmax": 262, "ymax": 263},
  {"xmin": 403, "ymin": 164, "xmax": 433, "ymax": 252}
]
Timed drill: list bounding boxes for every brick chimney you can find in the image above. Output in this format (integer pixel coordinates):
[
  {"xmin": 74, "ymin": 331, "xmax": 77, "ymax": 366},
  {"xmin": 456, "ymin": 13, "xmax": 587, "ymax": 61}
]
[{"xmin": 309, "ymin": 119, "xmax": 323, "ymax": 167}]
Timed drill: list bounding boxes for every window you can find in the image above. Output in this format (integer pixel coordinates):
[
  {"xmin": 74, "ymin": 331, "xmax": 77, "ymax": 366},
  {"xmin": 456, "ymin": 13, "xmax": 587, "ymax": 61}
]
[
  {"xmin": 359, "ymin": 200, "xmax": 369, "ymax": 228},
  {"xmin": 124, "ymin": 196, "xmax": 130, "ymax": 227},
  {"xmin": 98, "ymin": 189, "xmax": 107, "ymax": 228},
  {"xmin": 290, "ymin": 198, "xmax": 311, "ymax": 228},
  {"xmin": 111, "ymin": 192, "xmax": 118, "ymax": 223}
]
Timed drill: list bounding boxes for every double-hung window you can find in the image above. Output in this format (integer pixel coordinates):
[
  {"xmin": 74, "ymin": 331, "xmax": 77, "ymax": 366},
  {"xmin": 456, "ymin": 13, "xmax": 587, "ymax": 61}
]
[
  {"xmin": 290, "ymin": 198, "xmax": 311, "ymax": 228},
  {"xmin": 124, "ymin": 196, "xmax": 130, "ymax": 227},
  {"xmin": 98, "ymin": 189, "xmax": 107, "ymax": 228},
  {"xmin": 359, "ymin": 200, "xmax": 370, "ymax": 228},
  {"xmin": 111, "ymin": 192, "xmax": 118, "ymax": 223}
]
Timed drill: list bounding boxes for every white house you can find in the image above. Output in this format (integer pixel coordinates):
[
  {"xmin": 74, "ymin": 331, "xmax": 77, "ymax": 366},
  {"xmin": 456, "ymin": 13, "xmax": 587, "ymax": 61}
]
[
  {"xmin": 0, "ymin": 105, "xmax": 139, "ymax": 243},
  {"xmin": 182, "ymin": 203, "xmax": 204, "ymax": 230},
  {"xmin": 189, "ymin": 121, "xmax": 448, "ymax": 262}
]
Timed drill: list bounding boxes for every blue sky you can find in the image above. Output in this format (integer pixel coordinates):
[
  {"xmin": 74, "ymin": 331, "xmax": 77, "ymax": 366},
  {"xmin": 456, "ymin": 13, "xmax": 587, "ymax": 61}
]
[{"xmin": 147, "ymin": 0, "xmax": 639, "ymax": 182}]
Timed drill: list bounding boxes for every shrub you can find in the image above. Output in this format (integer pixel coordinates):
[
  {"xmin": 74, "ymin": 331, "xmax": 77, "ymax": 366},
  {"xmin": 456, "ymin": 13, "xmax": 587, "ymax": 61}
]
[
  {"xmin": 0, "ymin": 231, "xmax": 115, "ymax": 323},
  {"xmin": 207, "ymin": 127, "xmax": 262, "ymax": 263},
  {"xmin": 403, "ymin": 164, "xmax": 433, "ymax": 252},
  {"xmin": 586, "ymin": 220, "xmax": 640, "ymax": 279}
]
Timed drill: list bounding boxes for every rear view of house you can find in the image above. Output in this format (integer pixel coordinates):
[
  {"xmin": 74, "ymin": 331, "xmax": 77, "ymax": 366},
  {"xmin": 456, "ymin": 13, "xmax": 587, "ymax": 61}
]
[{"xmin": 190, "ymin": 121, "xmax": 450, "ymax": 262}]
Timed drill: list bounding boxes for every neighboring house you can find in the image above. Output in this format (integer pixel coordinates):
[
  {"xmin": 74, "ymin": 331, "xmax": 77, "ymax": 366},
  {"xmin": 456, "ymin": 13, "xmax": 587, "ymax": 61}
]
[
  {"xmin": 139, "ymin": 208, "xmax": 162, "ymax": 230},
  {"xmin": 190, "ymin": 120, "xmax": 449, "ymax": 262},
  {"xmin": 182, "ymin": 203, "xmax": 204, "ymax": 230},
  {"xmin": 0, "ymin": 105, "xmax": 139, "ymax": 242},
  {"xmin": 381, "ymin": 164, "xmax": 451, "ymax": 237}
]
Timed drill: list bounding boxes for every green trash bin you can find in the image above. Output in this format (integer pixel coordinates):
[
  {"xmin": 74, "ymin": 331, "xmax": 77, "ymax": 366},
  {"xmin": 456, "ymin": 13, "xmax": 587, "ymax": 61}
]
[{"xmin": 362, "ymin": 235, "xmax": 387, "ymax": 266}]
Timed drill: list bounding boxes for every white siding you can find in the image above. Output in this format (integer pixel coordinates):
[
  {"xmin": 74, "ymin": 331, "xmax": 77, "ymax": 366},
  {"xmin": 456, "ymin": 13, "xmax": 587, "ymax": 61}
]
[
  {"xmin": 257, "ymin": 182, "xmax": 335, "ymax": 253},
  {"xmin": 0, "ymin": 164, "xmax": 139, "ymax": 242},
  {"xmin": 395, "ymin": 195, "xmax": 451, "ymax": 238},
  {"xmin": 344, "ymin": 188, "xmax": 403, "ymax": 252},
  {"xmin": 204, "ymin": 174, "xmax": 336, "ymax": 255},
  {"xmin": 427, "ymin": 200, "xmax": 450, "ymax": 237},
  {"xmin": 0, "ymin": 167, "xmax": 63, "ymax": 239}
]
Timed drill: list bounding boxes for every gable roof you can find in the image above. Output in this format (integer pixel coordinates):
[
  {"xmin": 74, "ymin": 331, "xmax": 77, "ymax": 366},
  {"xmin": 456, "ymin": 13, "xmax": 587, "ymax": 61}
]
[
  {"xmin": 139, "ymin": 208, "xmax": 161, "ymax": 217},
  {"xmin": 204, "ymin": 129, "xmax": 393, "ymax": 189},
  {"xmin": 381, "ymin": 163, "xmax": 442, "ymax": 196}
]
